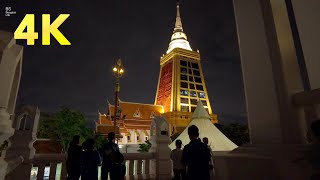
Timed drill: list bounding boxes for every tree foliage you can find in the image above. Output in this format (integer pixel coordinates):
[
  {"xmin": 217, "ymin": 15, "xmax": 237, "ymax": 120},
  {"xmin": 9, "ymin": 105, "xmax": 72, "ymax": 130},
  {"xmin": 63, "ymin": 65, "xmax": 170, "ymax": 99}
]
[
  {"xmin": 93, "ymin": 133, "xmax": 108, "ymax": 150},
  {"xmin": 51, "ymin": 107, "xmax": 93, "ymax": 151},
  {"xmin": 138, "ymin": 140, "xmax": 152, "ymax": 152},
  {"xmin": 215, "ymin": 123, "xmax": 250, "ymax": 146}
]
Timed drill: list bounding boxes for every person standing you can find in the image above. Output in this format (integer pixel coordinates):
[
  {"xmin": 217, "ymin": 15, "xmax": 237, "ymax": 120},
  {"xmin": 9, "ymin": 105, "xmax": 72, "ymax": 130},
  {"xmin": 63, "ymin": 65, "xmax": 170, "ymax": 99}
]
[
  {"xmin": 182, "ymin": 125, "xmax": 211, "ymax": 180},
  {"xmin": 80, "ymin": 138, "xmax": 101, "ymax": 180},
  {"xmin": 171, "ymin": 139, "xmax": 186, "ymax": 180},
  {"xmin": 110, "ymin": 151, "xmax": 126, "ymax": 180},
  {"xmin": 67, "ymin": 135, "xmax": 82, "ymax": 180},
  {"xmin": 203, "ymin": 137, "xmax": 215, "ymax": 179},
  {"xmin": 100, "ymin": 132, "xmax": 120, "ymax": 180}
]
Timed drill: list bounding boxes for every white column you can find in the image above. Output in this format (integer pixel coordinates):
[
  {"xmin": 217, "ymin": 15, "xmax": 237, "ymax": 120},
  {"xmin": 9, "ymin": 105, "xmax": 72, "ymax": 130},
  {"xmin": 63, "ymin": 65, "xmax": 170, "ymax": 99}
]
[
  {"xmin": 0, "ymin": 31, "xmax": 23, "ymax": 180},
  {"xmin": 233, "ymin": 0, "xmax": 283, "ymax": 144},
  {"xmin": 291, "ymin": 0, "xmax": 320, "ymax": 89},
  {"xmin": 233, "ymin": 0, "xmax": 306, "ymax": 144}
]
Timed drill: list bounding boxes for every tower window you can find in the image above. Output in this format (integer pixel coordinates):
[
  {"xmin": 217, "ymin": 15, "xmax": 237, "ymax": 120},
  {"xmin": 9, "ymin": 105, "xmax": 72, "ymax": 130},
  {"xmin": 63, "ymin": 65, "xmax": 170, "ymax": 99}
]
[
  {"xmin": 180, "ymin": 89, "xmax": 189, "ymax": 96},
  {"xmin": 193, "ymin": 70, "xmax": 200, "ymax": 76},
  {"xmin": 201, "ymin": 100, "xmax": 207, "ymax": 106},
  {"xmin": 188, "ymin": 76, "xmax": 194, "ymax": 82},
  {"xmin": 188, "ymin": 69, "xmax": 193, "ymax": 74},
  {"xmin": 190, "ymin": 99, "xmax": 197, "ymax": 105},
  {"xmin": 190, "ymin": 91, "xmax": 197, "ymax": 97},
  {"xmin": 181, "ymin": 105, "xmax": 189, "ymax": 112},
  {"xmin": 192, "ymin": 63, "xmax": 199, "ymax": 69},
  {"xmin": 189, "ymin": 84, "xmax": 195, "ymax": 89},
  {"xmin": 181, "ymin": 67, "xmax": 187, "ymax": 74},
  {"xmin": 181, "ymin": 82, "xmax": 188, "ymax": 88},
  {"xmin": 195, "ymin": 77, "xmax": 202, "ymax": 83},
  {"xmin": 180, "ymin": 60, "xmax": 187, "ymax": 67},
  {"xmin": 191, "ymin": 106, "xmax": 196, "ymax": 112},
  {"xmin": 181, "ymin": 75, "xmax": 188, "ymax": 81},
  {"xmin": 198, "ymin": 92, "xmax": 206, "ymax": 98},
  {"xmin": 188, "ymin": 62, "xmax": 192, "ymax": 68},
  {"xmin": 196, "ymin": 85, "xmax": 204, "ymax": 91},
  {"xmin": 180, "ymin": 98, "xmax": 188, "ymax": 104}
]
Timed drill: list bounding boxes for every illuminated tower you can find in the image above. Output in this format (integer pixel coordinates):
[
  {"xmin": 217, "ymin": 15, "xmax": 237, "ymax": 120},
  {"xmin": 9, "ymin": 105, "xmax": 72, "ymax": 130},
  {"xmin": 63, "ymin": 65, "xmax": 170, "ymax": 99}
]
[{"xmin": 154, "ymin": 2, "xmax": 218, "ymax": 133}]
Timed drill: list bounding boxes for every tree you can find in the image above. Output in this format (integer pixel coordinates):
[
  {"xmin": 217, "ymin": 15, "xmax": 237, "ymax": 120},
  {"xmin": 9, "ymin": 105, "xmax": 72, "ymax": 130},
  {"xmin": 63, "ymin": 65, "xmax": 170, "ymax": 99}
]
[
  {"xmin": 214, "ymin": 123, "xmax": 250, "ymax": 146},
  {"xmin": 51, "ymin": 107, "xmax": 93, "ymax": 151},
  {"xmin": 93, "ymin": 133, "xmax": 108, "ymax": 150},
  {"xmin": 138, "ymin": 140, "xmax": 152, "ymax": 152}
]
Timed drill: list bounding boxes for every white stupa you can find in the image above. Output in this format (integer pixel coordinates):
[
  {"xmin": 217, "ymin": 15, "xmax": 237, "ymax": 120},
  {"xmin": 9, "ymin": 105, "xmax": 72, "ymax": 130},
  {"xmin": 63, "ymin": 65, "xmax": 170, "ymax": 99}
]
[{"xmin": 169, "ymin": 101, "xmax": 238, "ymax": 151}]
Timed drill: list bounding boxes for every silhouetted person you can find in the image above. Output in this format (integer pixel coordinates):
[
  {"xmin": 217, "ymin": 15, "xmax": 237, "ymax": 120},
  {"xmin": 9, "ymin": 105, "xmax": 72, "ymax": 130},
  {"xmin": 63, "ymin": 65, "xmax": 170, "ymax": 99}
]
[
  {"xmin": 182, "ymin": 125, "xmax": 211, "ymax": 180},
  {"xmin": 310, "ymin": 119, "xmax": 320, "ymax": 179},
  {"xmin": 293, "ymin": 119, "xmax": 320, "ymax": 180},
  {"xmin": 110, "ymin": 151, "xmax": 126, "ymax": 180},
  {"xmin": 80, "ymin": 138, "xmax": 101, "ymax": 180},
  {"xmin": 171, "ymin": 139, "xmax": 186, "ymax": 180},
  {"xmin": 203, "ymin": 137, "xmax": 215, "ymax": 179},
  {"xmin": 100, "ymin": 132, "xmax": 120, "ymax": 180},
  {"xmin": 67, "ymin": 135, "xmax": 82, "ymax": 180}
]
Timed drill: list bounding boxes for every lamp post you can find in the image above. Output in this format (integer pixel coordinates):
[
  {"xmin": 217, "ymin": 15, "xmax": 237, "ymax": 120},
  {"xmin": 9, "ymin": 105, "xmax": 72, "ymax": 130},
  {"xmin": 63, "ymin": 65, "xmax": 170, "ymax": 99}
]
[{"xmin": 112, "ymin": 58, "xmax": 124, "ymax": 134}]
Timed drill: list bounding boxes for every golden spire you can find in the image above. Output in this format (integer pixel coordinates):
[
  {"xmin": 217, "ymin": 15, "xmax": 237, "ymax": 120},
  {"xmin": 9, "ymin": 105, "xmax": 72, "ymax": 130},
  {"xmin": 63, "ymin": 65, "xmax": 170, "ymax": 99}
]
[
  {"xmin": 166, "ymin": 1, "xmax": 192, "ymax": 54},
  {"xmin": 174, "ymin": 2, "xmax": 183, "ymax": 32}
]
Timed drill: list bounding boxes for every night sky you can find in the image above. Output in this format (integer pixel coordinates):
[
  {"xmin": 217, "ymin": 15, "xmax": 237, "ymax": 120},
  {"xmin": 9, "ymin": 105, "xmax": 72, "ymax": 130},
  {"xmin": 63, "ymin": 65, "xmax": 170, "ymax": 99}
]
[{"xmin": 2, "ymin": 0, "xmax": 246, "ymax": 125}]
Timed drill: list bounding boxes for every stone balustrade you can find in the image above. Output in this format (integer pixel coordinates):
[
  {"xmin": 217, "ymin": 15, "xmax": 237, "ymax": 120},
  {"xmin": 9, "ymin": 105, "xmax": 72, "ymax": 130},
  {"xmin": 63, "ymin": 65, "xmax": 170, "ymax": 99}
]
[
  {"xmin": 23, "ymin": 152, "xmax": 155, "ymax": 180},
  {"xmin": 123, "ymin": 152, "xmax": 155, "ymax": 180}
]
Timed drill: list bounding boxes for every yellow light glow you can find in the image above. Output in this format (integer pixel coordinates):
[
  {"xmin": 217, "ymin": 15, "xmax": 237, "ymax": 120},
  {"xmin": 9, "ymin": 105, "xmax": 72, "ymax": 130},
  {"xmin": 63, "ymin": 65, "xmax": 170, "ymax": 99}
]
[
  {"xmin": 120, "ymin": 69, "xmax": 124, "ymax": 74},
  {"xmin": 113, "ymin": 67, "xmax": 117, "ymax": 72}
]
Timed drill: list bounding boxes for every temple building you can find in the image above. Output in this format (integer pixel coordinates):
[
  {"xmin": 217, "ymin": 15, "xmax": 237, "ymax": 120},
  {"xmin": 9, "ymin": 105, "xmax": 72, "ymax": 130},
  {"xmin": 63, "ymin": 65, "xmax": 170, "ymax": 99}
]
[{"xmin": 96, "ymin": 2, "xmax": 218, "ymax": 141}]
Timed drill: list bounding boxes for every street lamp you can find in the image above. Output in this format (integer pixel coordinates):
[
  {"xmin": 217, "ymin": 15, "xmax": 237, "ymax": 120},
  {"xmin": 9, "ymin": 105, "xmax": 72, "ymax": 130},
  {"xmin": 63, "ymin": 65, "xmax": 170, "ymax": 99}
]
[{"xmin": 113, "ymin": 58, "xmax": 124, "ymax": 134}]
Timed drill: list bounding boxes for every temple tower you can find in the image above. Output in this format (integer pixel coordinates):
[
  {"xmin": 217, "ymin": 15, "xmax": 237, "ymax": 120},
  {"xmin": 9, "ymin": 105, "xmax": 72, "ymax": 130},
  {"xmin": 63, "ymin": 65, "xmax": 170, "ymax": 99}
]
[{"xmin": 154, "ymin": 2, "xmax": 218, "ymax": 133}]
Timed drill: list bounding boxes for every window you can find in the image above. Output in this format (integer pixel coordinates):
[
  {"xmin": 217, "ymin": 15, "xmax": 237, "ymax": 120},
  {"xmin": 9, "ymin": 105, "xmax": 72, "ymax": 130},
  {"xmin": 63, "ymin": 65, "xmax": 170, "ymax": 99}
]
[
  {"xmin": 137, "ymin": 136, "xmax": 140, "ymax": 141},
  {"xmin": 188, "ymin": 69, "xmax": 193, "ymax": 74},
  {"xmin": 180, "ymin": 89, "xmax": 189, "ymax": 96},
  {"xmin": 193, "ymin": 70, "xmax": 200, "ymax": 76},
  {"xmin": 181, "ymin": 75, "xmax": 188, "ymax": 81},
  {"xmin": 188, "ymin": 62, "xmax": 192, "ymax": 68},
  {"xmin": 180, "ymin": 60, "xmax": 187, "ymax": 66},
  {"xmin": 145, "ymin": 136, "xmax": 148, "ymax": 141},
  {"xmin": 180, "ymin": 98, "xmax": 188, "ymax": 104},
  {"xmin": 181, "ymin": 105, "xmax": 189, "ymax": 112},
  {"xmin": 195, "ymin": 77, "xmax": 202, "ymax": 83},
  {"xmin": 181, "ymin": 82, "xmax": 188, "ymax": 88},
  {"xmin": 198, "ymin": 92, "xmax": 206, "ymax": 98},
  {"xmin": 188, "ymin": 76, "xmax": 194, "ymax": 82},
  {"xmin": 191, "ymin": 106, "xmax": 196, "ymax": 112},
  {"xmin": 189, "ymin": 84, "xmax": 195, "ymax": 89},
  {"xmin": 192, "ymin": 63, "xmax": 199, "ymax": 69},
  {"xmin": 190, "ymin": 91, "xmax": 197, "ymax": 97},
  {"xmin": 127, "ymin": 136, "xmax": 131, "ymax": 141},
  {"xmin": 181, "ymin": 67, "xmax": 187, "ymax": 74},
  {"xmin": 201, "ymin": 100, "xmax": 207, "ymax": 106},
  {"xmin": 190, "ymin": 99, "xmax": 198, "ymax": 105},
  {"xmin": 196, "ymin": 85, "xmax": 204, "ymax": 91}
]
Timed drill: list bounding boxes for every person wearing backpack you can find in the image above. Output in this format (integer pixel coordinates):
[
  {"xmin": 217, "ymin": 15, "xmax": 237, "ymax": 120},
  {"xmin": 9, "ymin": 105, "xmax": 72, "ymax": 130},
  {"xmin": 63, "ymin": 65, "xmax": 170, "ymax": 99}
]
[
  {"xmin": 100, "ymin": 132, "xmax": 120, "ymax": 180},
  {"xmin": 182, "ymin": 125, "xmax": 211, "ymax": 180}
]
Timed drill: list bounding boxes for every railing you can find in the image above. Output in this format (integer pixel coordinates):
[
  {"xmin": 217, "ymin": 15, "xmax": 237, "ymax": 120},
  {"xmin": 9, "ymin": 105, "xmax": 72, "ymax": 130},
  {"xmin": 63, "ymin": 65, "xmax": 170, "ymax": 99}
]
[
  {"xmin": 123, "ymin": 153, "xmax": 154, "ymax": 180},
  {"xmin": 28, "ymin": 153, "xmax": 154, "ymax": 180},
  {"xmin": 31, "ymin": 154, "xmax": 67, "ymax": 180}
]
